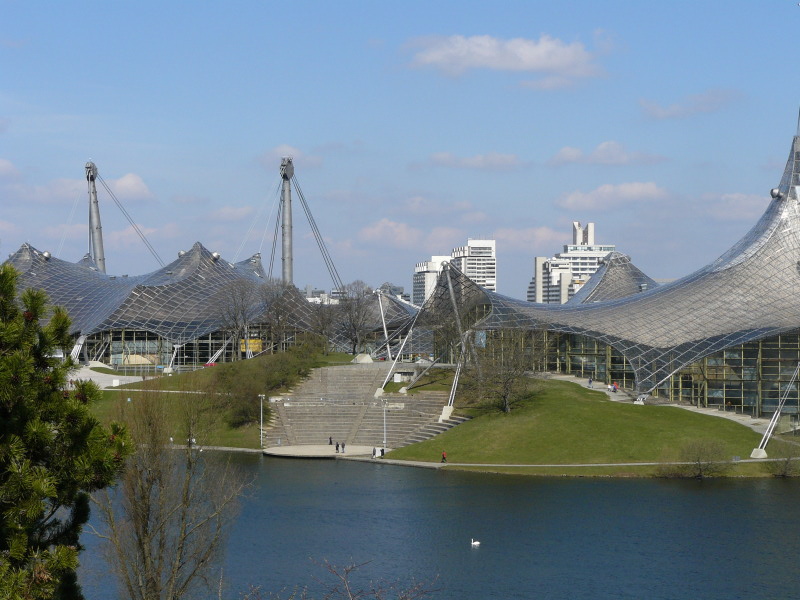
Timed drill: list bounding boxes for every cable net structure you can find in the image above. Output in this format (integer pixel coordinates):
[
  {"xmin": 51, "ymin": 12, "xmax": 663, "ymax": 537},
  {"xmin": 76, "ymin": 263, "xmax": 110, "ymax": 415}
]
[
  {"xmin": 8, "ymin": 125, "xmax": 800, "ymax": 409},
  {"xmin": 416, "ymin": 132, "xmax": 800, "ymax": 394}
]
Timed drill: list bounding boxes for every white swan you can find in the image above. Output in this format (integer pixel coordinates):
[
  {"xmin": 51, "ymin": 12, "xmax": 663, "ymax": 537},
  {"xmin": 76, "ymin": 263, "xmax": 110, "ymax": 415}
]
[{"xmin": 471, "ymin": 538, "xmax": 480, "ymax": 547}]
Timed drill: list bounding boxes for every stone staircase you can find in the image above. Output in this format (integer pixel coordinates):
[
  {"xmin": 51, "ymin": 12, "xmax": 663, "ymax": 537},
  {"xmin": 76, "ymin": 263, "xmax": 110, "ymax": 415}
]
[{"xmin": 262, "ymin": 363, "xmax": 468, "ymax": 449}]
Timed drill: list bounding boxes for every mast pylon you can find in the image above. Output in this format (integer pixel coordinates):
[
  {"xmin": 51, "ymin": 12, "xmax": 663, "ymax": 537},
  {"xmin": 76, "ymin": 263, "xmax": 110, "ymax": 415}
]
[
  {"xmin": 85, "ymin": 161, "xmax": 106, "ymax": 273},
  {"xmin": 280, "ymin": 157, "xmax": 294, "ymax": 285}
]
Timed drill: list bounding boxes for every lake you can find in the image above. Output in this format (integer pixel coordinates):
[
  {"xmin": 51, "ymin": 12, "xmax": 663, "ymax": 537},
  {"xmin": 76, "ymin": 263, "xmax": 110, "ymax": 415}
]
[{"xmin": 79, "ymin": 454, "xmax": 800, "ymax": 599}]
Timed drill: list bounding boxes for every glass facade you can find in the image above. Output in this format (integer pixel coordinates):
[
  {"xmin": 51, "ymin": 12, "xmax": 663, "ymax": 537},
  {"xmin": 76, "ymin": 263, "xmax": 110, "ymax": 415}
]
[{"xmin": 548, "ymin": 332, "xmax": 800, "ymax": 417}]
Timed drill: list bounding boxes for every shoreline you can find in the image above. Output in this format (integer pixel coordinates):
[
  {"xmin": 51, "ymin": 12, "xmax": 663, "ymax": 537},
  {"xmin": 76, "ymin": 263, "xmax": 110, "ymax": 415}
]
[{"xmin": 194, "ymin": 444, "xmax": 789, "ymax": 478}]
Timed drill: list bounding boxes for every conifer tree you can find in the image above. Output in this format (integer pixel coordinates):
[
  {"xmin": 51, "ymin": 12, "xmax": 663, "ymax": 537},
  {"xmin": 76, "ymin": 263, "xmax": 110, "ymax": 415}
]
[{"xmin": 0, "ymin": 264, "xmax": 131, "ymax": 599}]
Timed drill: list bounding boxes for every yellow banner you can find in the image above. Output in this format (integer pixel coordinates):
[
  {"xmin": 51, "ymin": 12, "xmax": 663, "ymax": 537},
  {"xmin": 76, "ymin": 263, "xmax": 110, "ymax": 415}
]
[{"xmin": 240, "ymin": 339, "xmax": 262, "ymax": 353}]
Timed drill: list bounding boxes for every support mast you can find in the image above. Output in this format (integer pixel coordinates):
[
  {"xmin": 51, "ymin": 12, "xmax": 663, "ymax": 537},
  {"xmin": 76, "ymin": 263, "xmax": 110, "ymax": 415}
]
[
  {"xmin": 85, "ymin": 161, "xmax": 106, "ymax": 273},
  {"xmin": 280, "ymin": 157, "xmax": 294, "ymax": 285}
]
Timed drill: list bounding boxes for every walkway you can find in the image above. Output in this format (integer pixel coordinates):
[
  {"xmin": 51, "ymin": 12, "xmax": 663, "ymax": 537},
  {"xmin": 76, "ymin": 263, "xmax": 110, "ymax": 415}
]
[
  {"xmin": 71, "ymin": 364, "xmax": 144, "ymax": 389},
  {"xmin": 263, "ymin": 444, "xmax": 375, "ymax": 458}
]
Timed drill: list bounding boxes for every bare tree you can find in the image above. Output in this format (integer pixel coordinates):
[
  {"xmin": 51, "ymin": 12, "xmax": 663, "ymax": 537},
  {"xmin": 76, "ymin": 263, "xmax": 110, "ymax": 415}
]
[
  {"xmin": 213, "ymin": 280, "xmax": 262, "ymax": 360},
  {"xmin": 763, "ymin": 442, "xmax": 800, "ymax": 477},
  {"xmin": 259, "ymin": 279, "xmax": 293, "ymax": 353},
  {"xmin": 462, "ymin": 328, "xmax": 551, "ymax": 413},
  {"xmin": 339, "ymin": 280, "xmax": 374, "ymax": 355},
  {"xmin": 91, "ymin": 389, "xmax": 249, "ymax": 600},
  {"xmin": 308, "ymin": 301, "xmax": 336, "ymax": 354},
  {"xmin": 657, "ymin": 439, "xmax": 733, "ymax": 478}
]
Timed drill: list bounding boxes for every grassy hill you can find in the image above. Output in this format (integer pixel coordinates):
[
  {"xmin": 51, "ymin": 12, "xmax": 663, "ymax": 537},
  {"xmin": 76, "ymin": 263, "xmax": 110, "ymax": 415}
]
[{"xmin": 386, "ymin": 378, "xmax": 789, "ymax": 476}]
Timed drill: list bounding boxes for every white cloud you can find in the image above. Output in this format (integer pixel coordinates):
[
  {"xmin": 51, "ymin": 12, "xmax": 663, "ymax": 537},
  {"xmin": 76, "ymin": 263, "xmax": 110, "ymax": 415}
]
[
  {"xmin": 493, "ymin": 226, "xmax": 565, "ymax": 252},
  {"xmin": 410, "ymin": 34, "xmax": 600, "ymax": 81},
  {"xmin": 639, "ymin": 90, "xmax": 738, "ymax": 120},
  {"xmin": 356, "ymin": 219, "xmax": 468, "ymax": 255},
  {"xmin": 0, "ymin": 219, "xmax": 17, "ymax": 234},
  {"xmin": 429, "ymin": 152, "xmax": 522, "ymax": 170},
  {"xmin": 107, "ymin": 173, "xmax": 153, "ymax": 200},
  {"xmin": 0, "ymin": 158, "xmax": 21, "ymax": 180},
  {"xmin": 460, "ymin": 211, "xmax": 488, "ymax": 224},
  {"xmin": 558, "ymin": 182, "xmax": 668, "ymax": 210},
  {"xmin": 259, "ymin": 145, "xmax": 323, "ymax": 171},
  {"xmin": 423, "ymin": 226, "xmax": 464, "ymax": 252},
  {"xmin": 9, "ymin": 177, "xmax": 84, "ymax": 205},
  {"xmin": 550, "ymin": 146, "xmax": 584, "ymax": 165},
  {"xmin": 549, "ymin": 141, "xmax": 665, "ymax": 166},
  {"xmin": 358, "ymin": 218, "xmax": 423, "ymax": 249},
  {"xmin": 208, "ymin": 205, "xmax": 256, "ymax": 222},
  {"xmin": 702, "ymin": 192, "xmax": 767, "ymax": 221},
  {"xmin": 105, "ymin": 224, "xmax": 158, "ymax": 248},
  {"xmin": 172, "ymin": 194, "xmax": 209, "ymax": 205},
  {"xmin": 403, "ymin": 195, "xmax": 474, "ymax": 216}
]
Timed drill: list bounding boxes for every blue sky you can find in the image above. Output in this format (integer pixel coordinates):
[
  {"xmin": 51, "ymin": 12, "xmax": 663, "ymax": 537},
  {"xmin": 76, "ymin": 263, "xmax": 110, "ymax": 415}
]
[{"xmin": 2, "ymin": 0, "xmax": 799, "ymax": 298}]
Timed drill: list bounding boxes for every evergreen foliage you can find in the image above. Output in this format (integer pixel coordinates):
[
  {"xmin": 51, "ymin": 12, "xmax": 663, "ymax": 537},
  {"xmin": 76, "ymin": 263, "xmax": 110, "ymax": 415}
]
[{"xmin": 0, "ymin": 264, "xmax": 131, "ymax": 599}]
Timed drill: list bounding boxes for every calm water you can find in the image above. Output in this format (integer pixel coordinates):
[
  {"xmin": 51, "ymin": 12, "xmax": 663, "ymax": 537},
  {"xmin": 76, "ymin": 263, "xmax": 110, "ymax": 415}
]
[{"xmin": 79, "ymin": 454, "xmax": 800, "ymax": 599}]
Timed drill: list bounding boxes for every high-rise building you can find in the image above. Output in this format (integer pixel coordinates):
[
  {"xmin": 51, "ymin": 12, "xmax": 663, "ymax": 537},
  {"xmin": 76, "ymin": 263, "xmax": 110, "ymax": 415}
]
[
  {"xmin": 527, "ymin": 222, "xmax": 615, "ymax": 303},
  {"xmin": 450, "ymin": 239, "xmax": 496, "ymax": 292},
  {"xmin": 412, "ymin": 256, "xmax": 450, "ymax": 305},
  {"xmin": 411, "ymin": 239, "xmax": 497, "ymax": 305}
]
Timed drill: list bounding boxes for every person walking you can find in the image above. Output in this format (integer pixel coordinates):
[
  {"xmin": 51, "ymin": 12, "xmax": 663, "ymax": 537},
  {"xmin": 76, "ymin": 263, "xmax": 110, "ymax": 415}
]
[
  {"xmin": 335, "ymin": 442, "xmax": 339, "ymax": 453},
  {"xmin": 341, "ymin": 441, "xmax": 346, "ymax": 454},
  {"xmin": 441, "ymin": 450, "xmax": 447, "ymax": 463},
  {"xmin": 588, "ymin": 377, "xmax": 593, "ymax": 388}
]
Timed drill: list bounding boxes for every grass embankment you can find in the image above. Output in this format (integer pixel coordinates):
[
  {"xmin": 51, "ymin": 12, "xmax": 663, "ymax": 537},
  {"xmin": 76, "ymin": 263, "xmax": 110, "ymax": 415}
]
[
  {"xmin": 387, "ymin": 378, "xmax": 781, "ymax": 477},
  {"xmin": 382, "ymin": 368, "xmax": 453, "ymax": 394},
  {"xmin": 96, "ymin": 388, "xmax": 262, "ymax": 449},
  {"xmin": 91, "ymin": 351, "xmax": 353, "ymax": 449}
]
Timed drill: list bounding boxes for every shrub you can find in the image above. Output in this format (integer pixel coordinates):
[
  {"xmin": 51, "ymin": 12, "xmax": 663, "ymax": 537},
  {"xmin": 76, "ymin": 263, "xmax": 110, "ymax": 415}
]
[{"xmin": 657, "ymin": 439, "xmax": 732, "ymax": 478}]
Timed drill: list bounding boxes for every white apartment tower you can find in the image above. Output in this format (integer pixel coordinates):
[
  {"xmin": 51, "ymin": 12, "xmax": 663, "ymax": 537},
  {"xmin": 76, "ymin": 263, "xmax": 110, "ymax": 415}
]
[
  {"xmin": 527, "ymin": 222, "xmax": 615, "ymax": 303},
  {"xmin": 412, "ymin": 239, "xmax": 497, "ymax": 305},
  {"xmin": 412, "ymin": 255, "xmax": 450, "ymax": 306},
  {"xmin": 450, "ymin": 239, "xmax": 496, "ymax": 292}
]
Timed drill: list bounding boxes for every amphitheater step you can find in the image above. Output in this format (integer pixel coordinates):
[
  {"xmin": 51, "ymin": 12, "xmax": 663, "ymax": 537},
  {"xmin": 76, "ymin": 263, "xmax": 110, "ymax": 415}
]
[{"xmin": 265, "ymin": 363, "xmax": 469, "ymax": 449}]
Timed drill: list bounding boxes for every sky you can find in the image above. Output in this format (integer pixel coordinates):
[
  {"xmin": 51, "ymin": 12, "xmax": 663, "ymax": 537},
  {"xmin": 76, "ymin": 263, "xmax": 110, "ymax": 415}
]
[{"xmin": 2, "ymin": 0, "xmax": 799, "ymax": 299}]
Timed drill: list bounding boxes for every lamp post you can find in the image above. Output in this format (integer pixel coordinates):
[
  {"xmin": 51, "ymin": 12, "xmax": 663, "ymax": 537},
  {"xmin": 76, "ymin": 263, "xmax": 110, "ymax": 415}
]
[
  {"xmin": 258, "ymin": 394, "xmax": 265, "ymax": 449},
  {"xmin": 382, "ymin": 399, "xmax": 387, "ymax": 450}
]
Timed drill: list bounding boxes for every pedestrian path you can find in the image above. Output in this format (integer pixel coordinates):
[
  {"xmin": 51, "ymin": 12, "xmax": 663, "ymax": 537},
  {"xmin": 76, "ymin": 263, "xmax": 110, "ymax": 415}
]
[
  {"xmin": 263, "ymin": 444, "xmax": 374, "ymax": 458},
  {"xmin": 71, "ymin": 364, "xmax": 143, "ymax": 389}
]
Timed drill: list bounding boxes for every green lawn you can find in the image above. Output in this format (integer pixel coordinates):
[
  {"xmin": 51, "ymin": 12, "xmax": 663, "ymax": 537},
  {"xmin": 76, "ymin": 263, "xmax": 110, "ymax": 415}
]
[
  {"xmin": 383, "ymin": 367, "xmax": 454, "ymax": 394},
  {"xmin": 97, "ymin": 389, "xmax": 261, "ymax": 448},
  {"xmin": 387, "ymin": 379, "xmax": 777, "ymax": 476}
]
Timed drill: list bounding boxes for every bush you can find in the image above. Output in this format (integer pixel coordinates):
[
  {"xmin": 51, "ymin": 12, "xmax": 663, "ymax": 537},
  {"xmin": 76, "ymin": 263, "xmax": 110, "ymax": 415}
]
[
  {"xmin": 762, "ymin": 443, "xmax": 800, "ymax": 477},
  {"xmin": 657, "ymin": 439, "xmax": 732, "ymax": 478},
  {"xmin": 214, "ymin": 345, "xmax": 314, "ymax": 427}
]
